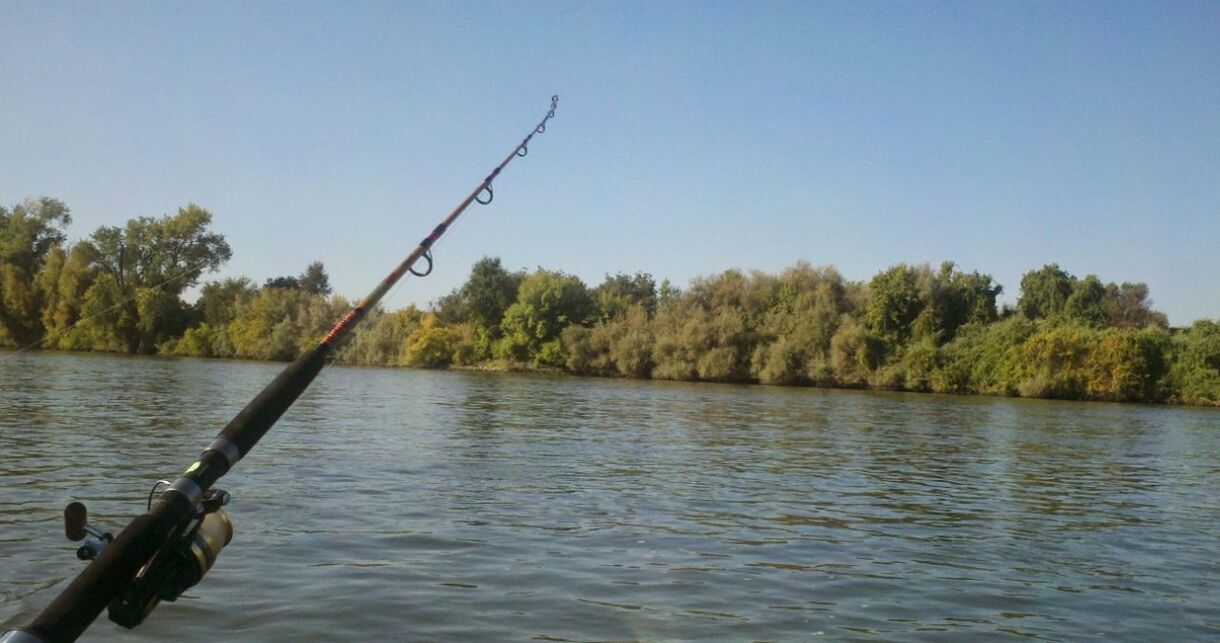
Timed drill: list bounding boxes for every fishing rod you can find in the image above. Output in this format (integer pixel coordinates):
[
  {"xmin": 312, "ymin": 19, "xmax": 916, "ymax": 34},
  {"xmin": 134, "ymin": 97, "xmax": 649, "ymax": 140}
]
[{"xmin": 1, "ymin": 94, "xmax": 560, "ymax": 643}]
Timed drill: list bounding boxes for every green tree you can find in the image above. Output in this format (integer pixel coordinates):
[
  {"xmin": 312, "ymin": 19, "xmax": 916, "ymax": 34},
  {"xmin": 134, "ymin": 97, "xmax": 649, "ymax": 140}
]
[
  {"xmin": 1063, "ymin": 274, "xmax": 1108, "ymax": 326},
  {"xmin": 912, "ymin": 262, "xmax": 1002, "ymax": 343},
  {"xmin": 158, "ymin": 276, "xmax": 256, "ymax": 356},
  {"xmin": 864, "ymin": 264, "xmax": 924, "ymax": 346},
  {"xmin": 160, "ymin": 322, "xmax": 229, "ymax": 358},
  {"xmin": 607, "ymin": 305, "xmax": 655, "ymax": 377},
  {"xmin": 462, "ymin": 257, "xmax": 523, "ymax": 330},
  {"xmin": 1086, "ymin": 327, "xmax": 1169, "ymax": 402},
  {"xmin": 1166, "ymin": 320, "xmax": 1220, "ymax": 405},
  {"xmin": 751, "ymin": 264, "xmax": 848, "ymax": 384},
  {"xmin": 692, "ymin": 309, "xmax": 750, "ymax": 381},
  {"xmin": 933, "ymin": 317, "xmax": 1035, "ymax": 396},
  {"xmin": 497, "ymin": 269, "xmax": 593, "ymax": 366},
  {"xmin": 261, "ymin": 262, "xmax": 331, "ymax": 294},
  {"xmin": 562, "ymin": 324, "xmax": 610, "ymax": 375},
  {"xmin": 0, "ymin": 197, "xmax": 72, "ymax": 346},
  {"xmin": 33, "ymin": 244, "xmax": 66, "ymax": 339},
  {"xmin": 298, "ymin": 261, "xmax": 331, "ymax": 296},
  {"xmin": 898, "ymin": 339, "xmax": 940, "ymax": 392},
  {"xmin": 957, "ymin": 269, "xmax": 1002, "ymax": 326},
  {"xmin": 401, "ymin": 314, "xmax": 459, "ymax": 368},
  {"xmin": 1016, "ymin": 324, "xmax": 1096, "ymax": 399},
  {"xmin": 339, "ymin": 307, "xmax": 422, "ymax": 365},
  {"xmin": 85, "ymin": 204, "xmax": 231, "ymax": 353},
  {"xmin": 687, "ymin": 269, "xmax": 776, "ymax": 326},
  {"xmin": 1018, "ymin": 264, "xmax": 1074, "ymax": 320},
  {"xmin": 436, "ymin": 257, "xmax": 524, "ymax": 356},
  {"xmin": 198, "ymin": 277, "xmax": 256, "ymax": 326},
  {"xmin": 224, "ymin": 288, "xmax": 346, "ymax": 361},
  {"xmin": 1101, "ymin": 282, "xmax": 1167, "ymax": 329},
  {"xmin": 563, "ymin": 304, "xmax": 655, "ymax": 377},
  {"xmin": 264, "ymin": 275, "xmax": 300, "ymax": 290},
  {"xmin": 829, "ymin": 316, "xmax": 885, "ymax": 387},
  {"xmin": 657, "ymin": 278, "xmax": 681, "ymax": 307},
  {"xmin": 34, "ymin": 244, "xmax": 98, "ymax": 350},
  {"xmin": 70, "ymin": 274, "xmax": 128, "ymax": 352},
  {"xmin": 593, "ymin": 272, "xmax": 657, "ymax": 320},
  {"xmin": 651, "ymin": 305, "xmax": 709, "ymax": 380}
]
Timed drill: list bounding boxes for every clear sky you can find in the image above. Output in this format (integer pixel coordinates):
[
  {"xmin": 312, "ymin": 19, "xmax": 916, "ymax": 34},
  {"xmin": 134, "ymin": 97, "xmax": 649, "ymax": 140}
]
[{"xmin": 2, "ymin": 1, "xmax": 1217, "ymax": 324}]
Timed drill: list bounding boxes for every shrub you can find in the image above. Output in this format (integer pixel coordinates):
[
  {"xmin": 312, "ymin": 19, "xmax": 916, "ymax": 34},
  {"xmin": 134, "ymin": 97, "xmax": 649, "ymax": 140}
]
[{"xmin": 1167, "ymin": 320, "xmax": 1220, "ymax": 405}]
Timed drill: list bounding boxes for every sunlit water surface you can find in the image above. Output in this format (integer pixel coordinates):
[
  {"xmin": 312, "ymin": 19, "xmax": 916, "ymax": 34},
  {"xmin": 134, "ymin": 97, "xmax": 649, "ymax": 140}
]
[{"xmin": 2, "ymin": 351, "xmax": 1218, "ymax": 641}]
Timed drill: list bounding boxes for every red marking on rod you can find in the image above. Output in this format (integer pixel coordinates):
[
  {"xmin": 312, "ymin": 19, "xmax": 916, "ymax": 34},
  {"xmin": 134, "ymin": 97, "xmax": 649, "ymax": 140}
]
[{"xmin": 323, "ymin": 307, "xmax": 364, "ymax": 345}]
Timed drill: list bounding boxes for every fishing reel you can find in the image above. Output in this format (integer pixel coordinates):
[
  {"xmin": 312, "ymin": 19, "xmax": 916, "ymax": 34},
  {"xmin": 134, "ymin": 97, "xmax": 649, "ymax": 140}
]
[{"xmin": 64, "ymin": 485, "xmax": 234, "ymax": 629}]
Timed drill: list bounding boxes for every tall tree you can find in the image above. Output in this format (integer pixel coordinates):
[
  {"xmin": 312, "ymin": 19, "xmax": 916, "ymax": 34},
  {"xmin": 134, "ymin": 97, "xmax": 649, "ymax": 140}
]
[
  {"xmin": 441, "ymin": 256, "xmax": 527, "ymax": 348},
  {"xmin": 198, "ymin": 277, "xmax": 256, "ymax": 326},
  {"xmin": 0, "ymin": 197, "xmax": 71, "ymax": 346},
  {"xmin": 298, "ymin": 261, "xmax": 331, "ymax": 296},
  {"xmin": 1063, "ymin": 274, "xmax": 1108, "ymax": 326},
  {"xmin": 865, "ymin": 264, "xmax": 924, "ymax": 345},
  {"xmin": 657, "ymin": 278, "xmax": 681, "ymax": 308},
  {"xmin": 1018, "ymin": 264, "xmax": 1074, "ymax": 320},
  {"xmin": 594, "ymin": 272, "xmax": 657, "ymax": 320},
  {"xmin": 263, "ymin": 275, "xmax": 300, "ymax": 290},
  {"xmin": 498, "ymin": 269, "xmax": 593, "ymax": 365},
  {"xmin": 37, "ymin": 243, "xmax": 98, "ymax": 349},
  {"xmin": 1101, "ymin": 282, "xmax": 1167, "ymax": 329},
  {"xmin": 85, "ymin": 204, "xmax": 230, "ymax": 353},
  {"xmin": 913, "ymin": 262, "xmax": 1002, "ymax": 343}
]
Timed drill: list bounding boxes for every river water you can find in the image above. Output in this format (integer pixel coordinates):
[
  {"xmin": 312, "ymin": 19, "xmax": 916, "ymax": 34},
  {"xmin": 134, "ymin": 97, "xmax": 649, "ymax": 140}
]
[{"xmin": 1, "ymin": 351, "xmax": 1217, "ymax": 641}]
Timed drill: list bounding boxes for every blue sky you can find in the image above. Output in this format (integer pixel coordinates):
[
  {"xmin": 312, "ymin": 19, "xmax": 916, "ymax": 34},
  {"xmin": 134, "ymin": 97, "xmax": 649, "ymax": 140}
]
[{"xmin": 2, "ymin": 1, "xmax": 1217, "ymax": 324}]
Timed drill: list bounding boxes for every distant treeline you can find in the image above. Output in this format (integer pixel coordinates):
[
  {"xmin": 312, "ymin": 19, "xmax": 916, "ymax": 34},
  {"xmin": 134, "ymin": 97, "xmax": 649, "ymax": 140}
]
[{"xmin": 2, "ymin": 197, "xmax": 1218, "ymax": 406}]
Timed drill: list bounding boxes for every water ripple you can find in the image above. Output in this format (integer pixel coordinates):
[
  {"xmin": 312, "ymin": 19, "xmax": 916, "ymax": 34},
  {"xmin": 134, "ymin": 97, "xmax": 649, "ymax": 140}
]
[{"xmin": 2, "ymin": 353, "xmax": 1218, "ymax": 640}]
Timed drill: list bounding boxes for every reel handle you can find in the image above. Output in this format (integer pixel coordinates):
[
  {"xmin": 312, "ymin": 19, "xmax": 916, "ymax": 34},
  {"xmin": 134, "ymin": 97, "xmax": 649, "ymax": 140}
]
[{"xmin": 64, "ymin": 502, "xmax": 113, "ymax": 560}]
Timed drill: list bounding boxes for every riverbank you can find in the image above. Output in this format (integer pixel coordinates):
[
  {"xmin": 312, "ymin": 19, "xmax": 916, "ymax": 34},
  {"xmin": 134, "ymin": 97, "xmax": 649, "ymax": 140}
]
[
  {"xmin": 7, "ymin": 344, "xmax": 1218, "ymax": 408},
  {"xmin": 3, "ymin": 208, "xmax": 1217, "ymax": 409}
]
